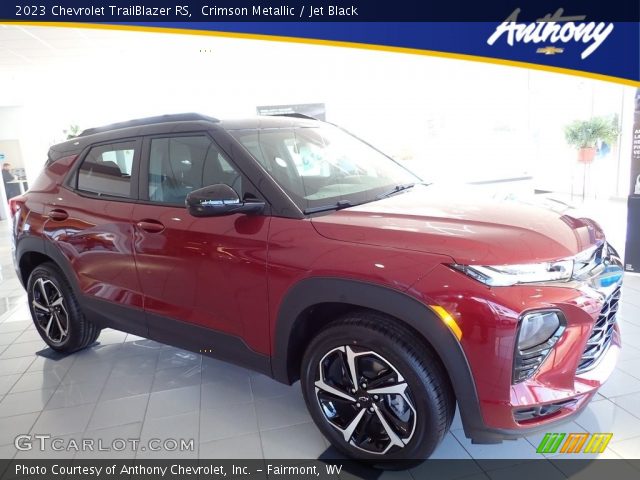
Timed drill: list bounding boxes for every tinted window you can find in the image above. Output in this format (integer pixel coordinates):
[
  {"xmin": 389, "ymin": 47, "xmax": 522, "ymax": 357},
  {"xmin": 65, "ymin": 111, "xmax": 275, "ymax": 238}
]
[
  {"xmin": 77, "ymin": 142, "xmax": 135, "ymax": 197},
  {"xmin": 231, "ymin": 126, "xmax": 419, "ymax": 212},
  {"xmin": 148, "ymin": 136, "xmax": 242, "ymax": 204}
]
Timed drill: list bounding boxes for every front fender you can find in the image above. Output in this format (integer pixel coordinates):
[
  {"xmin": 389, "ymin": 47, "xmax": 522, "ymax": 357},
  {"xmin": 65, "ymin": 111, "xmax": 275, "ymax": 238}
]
[{"xmin": 271, "ymin": 277, "xmax": 490, "ymax": 442}]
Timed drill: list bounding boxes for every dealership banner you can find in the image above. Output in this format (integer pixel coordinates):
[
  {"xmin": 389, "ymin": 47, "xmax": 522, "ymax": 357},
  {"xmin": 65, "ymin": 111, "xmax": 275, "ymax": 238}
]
[{"xmin": 1, "ymin": 0, "xmax": 638, "ymax": 85}]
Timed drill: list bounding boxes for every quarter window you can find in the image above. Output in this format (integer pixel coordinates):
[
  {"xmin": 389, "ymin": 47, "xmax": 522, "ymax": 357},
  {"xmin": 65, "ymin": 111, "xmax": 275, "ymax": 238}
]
[
  {"xmin": 148, "ymin": 136, "xmax": 242, "ymax": 205},
  {"xmin": 77, "ymin": 142, "xmax": 136, "ymax": 197}
]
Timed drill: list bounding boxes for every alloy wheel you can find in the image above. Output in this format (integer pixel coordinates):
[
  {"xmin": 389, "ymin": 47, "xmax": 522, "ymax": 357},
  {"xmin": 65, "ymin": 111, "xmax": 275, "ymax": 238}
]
[
  {"xmin": 314, "ymin": 345, "xmax": 417, "ymax": 455},
  {"xmin": 31, "ymin": 278, "xmax": 69, "ymax": 345}
]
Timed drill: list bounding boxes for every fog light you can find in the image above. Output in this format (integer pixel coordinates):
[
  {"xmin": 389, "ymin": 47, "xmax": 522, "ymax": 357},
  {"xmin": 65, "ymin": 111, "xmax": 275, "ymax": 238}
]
[
  {"xmin": 518, "ymin": 311, "xmax": 561, "ymax": 350},
  {"xmin": 513, "ymin": 310, "xmax": 565, "ymax": 383}
]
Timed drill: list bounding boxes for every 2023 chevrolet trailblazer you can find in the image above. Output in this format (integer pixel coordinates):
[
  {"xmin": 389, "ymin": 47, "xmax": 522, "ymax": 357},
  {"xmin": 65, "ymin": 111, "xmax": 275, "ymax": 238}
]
[{"xmin": 11, "ymin": 113, "xmax": 623, "ymax": 461}]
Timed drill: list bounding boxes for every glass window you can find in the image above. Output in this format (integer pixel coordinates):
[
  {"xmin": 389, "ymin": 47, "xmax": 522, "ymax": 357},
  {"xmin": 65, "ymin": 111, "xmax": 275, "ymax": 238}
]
[
  {"xmin": 77, "ymin": 142, "xmax": 135, "ymax": 197},
  {"xmin": 231, "ymin": 125, "xmax": 419, "ymax": 211},
  {"xmin": 148, "ymin": 136, "xmax": 242, "ymax": 205}
]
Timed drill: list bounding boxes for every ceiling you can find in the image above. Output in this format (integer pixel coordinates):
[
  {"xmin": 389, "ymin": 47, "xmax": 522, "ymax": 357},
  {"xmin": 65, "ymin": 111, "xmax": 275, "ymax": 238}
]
[{"xmin": 0, "ymin": 24, "xmax": 211, "ymax": 72}]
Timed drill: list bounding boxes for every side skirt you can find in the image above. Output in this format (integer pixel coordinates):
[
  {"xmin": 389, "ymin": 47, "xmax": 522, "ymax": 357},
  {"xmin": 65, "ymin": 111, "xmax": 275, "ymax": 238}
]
[
  {"xmin": 80, "ymin": 296, "xmax": 272, "ymax": 377},
  {"xmin": 147, "ymin": 310, "xmax": 272, "ymax": 376},
  {"xmin": 81, "ymin": 296, "xmax": 148, "ymax": 338}
]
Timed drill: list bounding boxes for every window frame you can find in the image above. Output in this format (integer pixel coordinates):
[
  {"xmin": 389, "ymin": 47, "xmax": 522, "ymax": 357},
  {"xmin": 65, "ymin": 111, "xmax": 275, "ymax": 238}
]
[
  {"xmin": 69, "ymin": 138, "xmax": 142, "ymax": 202},
  {"xmin": 137, "ymin": 132, "xmax": 266, "ymax": 209}
]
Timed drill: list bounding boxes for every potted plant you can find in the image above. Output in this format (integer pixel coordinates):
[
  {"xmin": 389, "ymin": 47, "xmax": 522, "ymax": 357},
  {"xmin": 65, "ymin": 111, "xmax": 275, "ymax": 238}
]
[
  {"xmin": 564, "ymin": 116, "xmax": 620, "ymax": 163},
  {"xmin": 63, "ymin": 124, "xmax": 81, "ymax": 140}
]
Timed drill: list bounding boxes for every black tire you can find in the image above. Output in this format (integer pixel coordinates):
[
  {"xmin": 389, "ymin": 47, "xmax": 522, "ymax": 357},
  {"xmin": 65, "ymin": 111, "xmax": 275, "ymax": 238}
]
[
  {"xmin": 301, "ymin": 310, "xmax": 455, "ymax": 462},
  {"xmin": 27, "ymin": 262, "xmax": 101, "ymax": 353}
]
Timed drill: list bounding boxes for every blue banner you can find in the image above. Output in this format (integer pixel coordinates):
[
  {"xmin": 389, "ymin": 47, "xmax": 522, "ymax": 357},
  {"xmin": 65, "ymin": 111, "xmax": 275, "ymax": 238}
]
[{"xmin": 1, "ymin": 1, "xmax": 638, "ymax": 84}]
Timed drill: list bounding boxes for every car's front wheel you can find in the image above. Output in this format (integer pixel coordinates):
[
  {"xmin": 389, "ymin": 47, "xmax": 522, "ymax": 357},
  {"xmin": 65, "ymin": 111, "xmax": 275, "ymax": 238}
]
[
  {"xmin": 27, "ymin": 262, "xmax": 101, "ymax": 353},
  {"xmin": 301, "ymin": 311, "xmax": 455, "ymax": 462}
]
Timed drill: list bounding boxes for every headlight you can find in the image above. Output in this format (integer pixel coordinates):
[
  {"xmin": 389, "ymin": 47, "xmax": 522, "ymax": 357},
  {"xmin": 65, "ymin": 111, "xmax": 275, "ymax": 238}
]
[{"xmin": 451, "ymin": 260, "xmax": 573, "ymax": 286}]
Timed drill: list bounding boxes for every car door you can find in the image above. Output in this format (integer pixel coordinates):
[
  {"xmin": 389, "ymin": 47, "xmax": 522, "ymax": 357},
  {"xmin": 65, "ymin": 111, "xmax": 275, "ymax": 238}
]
[
  {"xmin": 42, "ymin": 138, "xmax": 147, "ymax": 336},
  {"xmin": 132, "ymin": 133, "xmax": 271, "ymax": 367}
]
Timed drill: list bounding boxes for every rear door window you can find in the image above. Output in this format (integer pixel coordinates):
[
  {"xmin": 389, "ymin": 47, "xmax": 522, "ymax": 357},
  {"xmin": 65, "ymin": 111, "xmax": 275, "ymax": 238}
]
[{"xmin": 77, "ymin": 141, "xmax": 136, "ymax": 197}]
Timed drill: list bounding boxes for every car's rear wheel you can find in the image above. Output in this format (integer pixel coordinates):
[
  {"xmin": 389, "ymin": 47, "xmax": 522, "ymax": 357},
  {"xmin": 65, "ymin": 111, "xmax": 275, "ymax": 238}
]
[
  {"xmin": 301, "ymin": 311, "xmax": 454, "ymax": 462},
  {"xmin": 27, "ymin": 262, "xmax": 101, "ymax": 352}
]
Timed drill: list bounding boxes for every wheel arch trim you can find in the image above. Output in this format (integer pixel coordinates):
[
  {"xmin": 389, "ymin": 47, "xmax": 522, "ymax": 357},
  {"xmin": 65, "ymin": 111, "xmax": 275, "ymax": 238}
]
[
  {"xmin": 16, "ymin": 236, "xmax": 81, "ymax": 295},
  {"xmin": 272, "ymin": 276, "xmax": 486, "ymax": 439}
]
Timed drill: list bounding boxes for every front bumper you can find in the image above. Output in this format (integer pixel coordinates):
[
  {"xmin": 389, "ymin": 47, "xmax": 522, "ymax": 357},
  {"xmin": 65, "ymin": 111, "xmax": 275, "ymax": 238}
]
[
  {"xmin": 413, "ymin": 244, "xmax": 623, "ymax": 443},
  {"xmin": 470, "ymin": 324, "xmax": 620, "ymax": 443}
]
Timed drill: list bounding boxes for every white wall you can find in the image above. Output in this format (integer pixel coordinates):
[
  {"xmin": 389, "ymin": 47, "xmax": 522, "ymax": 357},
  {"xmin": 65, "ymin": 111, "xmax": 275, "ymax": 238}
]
[{"xmin": 0, "ymin": 107, "xmax": 26, "ymax": 219}]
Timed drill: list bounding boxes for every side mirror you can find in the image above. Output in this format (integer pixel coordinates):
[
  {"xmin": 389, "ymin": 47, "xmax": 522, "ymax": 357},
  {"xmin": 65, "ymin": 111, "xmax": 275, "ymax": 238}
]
[{"xmin": 186, "ymin": 184, "xmax": 265, "ymax": 218}]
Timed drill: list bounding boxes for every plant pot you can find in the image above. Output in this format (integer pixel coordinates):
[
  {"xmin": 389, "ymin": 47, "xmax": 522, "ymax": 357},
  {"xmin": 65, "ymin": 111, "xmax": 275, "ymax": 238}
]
[{"xmin": 577, "ymin": 147, "xmax": 596, "ymax": 164}]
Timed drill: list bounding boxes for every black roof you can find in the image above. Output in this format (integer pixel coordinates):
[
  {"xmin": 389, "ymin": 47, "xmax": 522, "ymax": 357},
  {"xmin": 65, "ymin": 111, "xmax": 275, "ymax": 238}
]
[
  {"xmin": 78, "ymin": 113, "xmax": 219, "ymax": 137},
  {"xmin": 49, "ymin": 113, "xmax": 320, "ymax": 160},
  {"xmin": 76, "ymin": 112, "xmax": 320, "ymax": 137}
]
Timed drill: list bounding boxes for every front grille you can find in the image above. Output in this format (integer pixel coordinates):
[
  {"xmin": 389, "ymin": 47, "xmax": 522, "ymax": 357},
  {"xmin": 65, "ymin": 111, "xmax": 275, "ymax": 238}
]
[{"xmin": 576, "ymin": 286, "xmax": 621, "ymax": 374}]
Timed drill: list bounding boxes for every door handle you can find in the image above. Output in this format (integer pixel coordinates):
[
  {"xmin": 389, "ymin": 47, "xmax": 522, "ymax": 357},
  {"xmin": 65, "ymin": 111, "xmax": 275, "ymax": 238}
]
[
  {"xmin": 48, "ymin": 209, "xmax": 68, "ymax": 221},
  {"xmin": 136, "ymin": 220, "xmax": 165, "ymax": 233}
]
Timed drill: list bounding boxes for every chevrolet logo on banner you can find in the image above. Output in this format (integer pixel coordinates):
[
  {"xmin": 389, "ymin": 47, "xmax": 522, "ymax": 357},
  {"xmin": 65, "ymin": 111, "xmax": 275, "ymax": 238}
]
[
  {"xmin": 536, "ymin": 46, "xmax": 565, "ymax": 55},
  {"xmin": 537, "ymin": 433, "xmax": 613, "ymax": 454}
]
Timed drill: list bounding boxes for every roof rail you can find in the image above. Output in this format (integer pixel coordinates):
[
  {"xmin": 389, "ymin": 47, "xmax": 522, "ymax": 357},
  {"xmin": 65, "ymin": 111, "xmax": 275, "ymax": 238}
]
[
  {"xmin": 78, "ymin": 113, "xmax": 219, "ymax": 137},
  {"xmin": 268, "ymin": 113, "xmax": 319, "ymax": 121}
]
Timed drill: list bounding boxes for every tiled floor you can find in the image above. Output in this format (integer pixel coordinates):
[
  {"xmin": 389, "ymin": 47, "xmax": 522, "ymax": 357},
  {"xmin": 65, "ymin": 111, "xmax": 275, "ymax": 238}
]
[{"xmin": 0, "ymin": 221, "xmax": 640, "ymax": 471}]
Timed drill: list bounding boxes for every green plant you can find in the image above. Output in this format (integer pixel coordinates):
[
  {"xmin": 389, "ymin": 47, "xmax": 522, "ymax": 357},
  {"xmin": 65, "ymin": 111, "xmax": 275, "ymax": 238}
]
[
  {"xmin": 564, "ymin": 115, "xmax": 619, "ymax": 149},
  {"xmin": 63, "ymin": 124, "xmax": 81, "ymax": 140}
]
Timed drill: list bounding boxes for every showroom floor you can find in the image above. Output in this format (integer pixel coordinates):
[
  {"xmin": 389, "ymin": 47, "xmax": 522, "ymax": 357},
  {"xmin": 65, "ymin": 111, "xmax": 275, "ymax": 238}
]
[{"xmin": 1, "ymin": 220, "xmax": 640, "ymax": 477}]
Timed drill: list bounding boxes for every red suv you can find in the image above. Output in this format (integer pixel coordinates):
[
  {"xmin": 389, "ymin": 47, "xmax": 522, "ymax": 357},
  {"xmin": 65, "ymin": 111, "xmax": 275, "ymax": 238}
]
[{"xmin": 11, "ymin": 113, "xmax": 623, "ymax": 461}]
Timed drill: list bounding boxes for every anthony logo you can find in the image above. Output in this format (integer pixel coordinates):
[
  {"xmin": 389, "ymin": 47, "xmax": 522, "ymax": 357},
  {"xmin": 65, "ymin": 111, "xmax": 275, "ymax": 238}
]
[
  {"xmin": 487, "ymin": 8, "xmax": 614, "ymax": 59},
  {"xmin": 537, "ymin": 433, "xmax": 613, "ymax": 454}
]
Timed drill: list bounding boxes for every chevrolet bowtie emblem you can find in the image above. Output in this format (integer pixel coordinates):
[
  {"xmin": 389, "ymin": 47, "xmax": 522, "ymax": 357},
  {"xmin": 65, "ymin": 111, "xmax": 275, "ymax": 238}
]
[{"xmin": 536, "ymin": 46, "xmax": 564, "ymax": 55}]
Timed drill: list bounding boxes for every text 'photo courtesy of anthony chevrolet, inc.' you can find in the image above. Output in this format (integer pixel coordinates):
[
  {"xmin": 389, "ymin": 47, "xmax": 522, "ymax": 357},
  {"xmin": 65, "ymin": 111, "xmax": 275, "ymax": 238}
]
[
  {"xmin": 11, "ymin": 461, "xmax": 347, "ymax": 478},
  {"xmin": 0, "ymin": 0, "xmax": 640, "ymax": 480}
]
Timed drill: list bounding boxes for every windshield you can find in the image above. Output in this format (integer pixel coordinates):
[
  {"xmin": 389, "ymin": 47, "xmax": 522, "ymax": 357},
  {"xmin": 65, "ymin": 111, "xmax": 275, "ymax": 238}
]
[{"xmin": 231, "ymin": 125, "xmax": 420, "ymax": 213}]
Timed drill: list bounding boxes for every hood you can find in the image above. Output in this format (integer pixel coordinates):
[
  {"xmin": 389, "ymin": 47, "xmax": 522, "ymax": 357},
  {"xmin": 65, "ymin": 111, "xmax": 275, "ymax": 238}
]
[{"xmin": 311, "ymin": 186, "xmax": 604, "ymax": 265}]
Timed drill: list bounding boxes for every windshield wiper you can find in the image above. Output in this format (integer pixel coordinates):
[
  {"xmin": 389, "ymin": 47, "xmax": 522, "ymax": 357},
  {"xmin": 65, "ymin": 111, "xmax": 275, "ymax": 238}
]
[
  {"xmin": 304, "ymin": 182, "xmax": 429, "ymax": 214},
  {"xmin": 375, "ymin": 182, "xmax": 421, "ymax": 200},
  {"xmin": 304, "ymin": 199, "xmax": 354, "ymax": 215}
]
